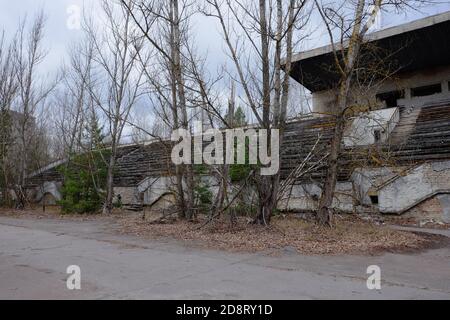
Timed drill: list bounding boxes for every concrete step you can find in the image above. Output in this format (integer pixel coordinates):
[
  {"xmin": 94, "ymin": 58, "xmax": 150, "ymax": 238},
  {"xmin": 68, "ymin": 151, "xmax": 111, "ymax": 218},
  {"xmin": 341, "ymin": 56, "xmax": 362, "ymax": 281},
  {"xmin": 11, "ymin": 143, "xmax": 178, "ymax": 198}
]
[{"xmin": 390, "ymin": 107, "xmax": 422, "ymax": 145}]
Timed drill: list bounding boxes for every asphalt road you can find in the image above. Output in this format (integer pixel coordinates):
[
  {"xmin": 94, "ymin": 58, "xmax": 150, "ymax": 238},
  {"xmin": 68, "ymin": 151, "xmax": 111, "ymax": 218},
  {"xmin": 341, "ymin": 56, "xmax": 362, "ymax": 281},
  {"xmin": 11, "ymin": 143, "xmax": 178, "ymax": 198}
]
[{"xmin": 0, "ymin": 216, "xmax": 449, "ymax": 300}]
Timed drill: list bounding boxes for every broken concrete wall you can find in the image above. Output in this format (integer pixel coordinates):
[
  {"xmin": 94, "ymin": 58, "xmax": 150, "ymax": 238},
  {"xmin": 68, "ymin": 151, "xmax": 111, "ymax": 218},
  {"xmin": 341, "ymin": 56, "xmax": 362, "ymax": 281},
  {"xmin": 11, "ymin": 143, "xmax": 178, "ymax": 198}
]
[
  {"xmin": 352, "ymin": 167, "xmax": 402, "ymax": 206},
  {"xmin": 343, "ymin": 108, "xmax": 400, "ymax": 147},
  {"xmin": 278, "ymin": 183, "xmax": 321, "ymax": 212},
  {"xmin": 437, "ymin": 194, "xmax": 450, "ymax": 223},
  {"xmin": 350, "ymin": 161, "xmax": 450, "ymax": 221},
  {"xmin": 26, "ymin": 181, "xmax": 62, "ymax": 205},
  {"xmin": 278, "ymin": 182, "xmax": 354, "ymax": 213},
  {"xmin": 333, "ymin": 182, "xmax": 355, "ymax": 212},
  {"xmin": 404, "ymin": 194, "xmax": 450, "ymax": 223},
  {"xmin": 113, "ymin": 187, "xmax": 138, "ymax": 205},
  {"xmin": 138, "ymin": 176, "xmax": 175, "ymax": 205},
  {"xmin": 379, "ymin": 161, "xmax": 450, "ymax": 214}
]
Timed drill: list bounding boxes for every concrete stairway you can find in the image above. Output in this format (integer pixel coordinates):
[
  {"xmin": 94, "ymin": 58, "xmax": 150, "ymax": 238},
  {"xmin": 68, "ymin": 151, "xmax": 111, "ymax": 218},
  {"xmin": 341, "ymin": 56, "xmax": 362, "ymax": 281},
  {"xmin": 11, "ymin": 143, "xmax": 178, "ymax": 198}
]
[{"xmin": 389, "ymin": 106, "xmax": 422, "ymax": 145}]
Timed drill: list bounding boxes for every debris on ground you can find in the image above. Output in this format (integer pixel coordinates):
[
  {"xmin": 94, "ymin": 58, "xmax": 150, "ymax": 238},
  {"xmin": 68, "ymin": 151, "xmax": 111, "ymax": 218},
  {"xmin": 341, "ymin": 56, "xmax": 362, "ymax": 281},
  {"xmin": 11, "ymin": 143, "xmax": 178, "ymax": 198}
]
[
  {"xmin": 117, "ymin": 213, "xmax": 443, "ymax": 256},
  {"xmin": 384, "ymin": 214, "xmax": 450, "ymax": 230},
  {"xmin": 1, "ymin": 208, "xmax": 446, "ymax": 256}
]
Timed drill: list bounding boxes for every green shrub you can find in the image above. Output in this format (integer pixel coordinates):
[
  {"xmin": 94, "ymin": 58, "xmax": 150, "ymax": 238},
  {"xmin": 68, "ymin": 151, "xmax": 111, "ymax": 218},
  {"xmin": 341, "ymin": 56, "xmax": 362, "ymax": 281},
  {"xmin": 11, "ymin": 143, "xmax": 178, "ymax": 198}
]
[
  {"xmin": 194, "ymin": 182, "xmax": 213, "ymax": 213},
  {"xmin": 114, "ymin": 194, "xmax": 123, "ymax": 209},
  {"xmin": 229, "ymin": 137, "xmax": 255, "ymax": 183},
  {"xmin": 58, "ymin": 150, "xmax": 109, "ymax": 214},
  {"xmin": 232, "ymin": 202, "xmax": 257, "ymax": 217}
]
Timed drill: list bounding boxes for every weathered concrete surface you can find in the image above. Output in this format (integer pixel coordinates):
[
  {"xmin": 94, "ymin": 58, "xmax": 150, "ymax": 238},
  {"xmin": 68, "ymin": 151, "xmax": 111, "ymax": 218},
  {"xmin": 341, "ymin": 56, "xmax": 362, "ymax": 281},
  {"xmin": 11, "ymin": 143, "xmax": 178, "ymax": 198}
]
[
  {"xmin": 0, "ymin": 217, "xmax": 449, "ymax": 300},
  {"xmin": 438, "ymin": 194, "xmax": 450, "ymax": 223},
  {"xmin": 379, "ymin": 161, "xmax": 450, "ymax": 215}
]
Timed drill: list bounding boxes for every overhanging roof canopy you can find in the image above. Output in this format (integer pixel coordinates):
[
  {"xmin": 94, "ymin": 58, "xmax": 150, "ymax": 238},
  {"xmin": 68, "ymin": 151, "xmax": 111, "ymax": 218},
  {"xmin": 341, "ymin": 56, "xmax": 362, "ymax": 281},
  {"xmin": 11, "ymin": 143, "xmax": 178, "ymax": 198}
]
[{"xmin": 290, "ymin": 11, "xmax": 450, "ymax": 93}]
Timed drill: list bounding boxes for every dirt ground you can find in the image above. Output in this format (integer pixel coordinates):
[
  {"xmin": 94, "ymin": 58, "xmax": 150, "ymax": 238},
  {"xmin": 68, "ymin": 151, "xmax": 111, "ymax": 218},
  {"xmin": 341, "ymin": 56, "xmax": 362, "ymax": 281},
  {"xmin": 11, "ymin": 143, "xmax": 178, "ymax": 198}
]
[
  {"xmin": 117, "ymin": 212, "xmax": 447, "ymax": 255},
  {"xmin": 1, "ymin": 207, "xmax": 445, "ymax": 256}
]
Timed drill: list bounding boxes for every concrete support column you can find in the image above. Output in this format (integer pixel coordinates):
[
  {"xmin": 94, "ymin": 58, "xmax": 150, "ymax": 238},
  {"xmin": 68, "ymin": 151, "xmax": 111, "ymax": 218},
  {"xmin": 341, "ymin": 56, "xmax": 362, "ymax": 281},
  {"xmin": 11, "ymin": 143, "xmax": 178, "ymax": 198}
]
[
  {"xmin": 442, "ymin": 80, "xmax": 449, "ymax": 93},
  {"xmin": 405, "ymin": 88, "xmax": 412, "ymax": 100}
]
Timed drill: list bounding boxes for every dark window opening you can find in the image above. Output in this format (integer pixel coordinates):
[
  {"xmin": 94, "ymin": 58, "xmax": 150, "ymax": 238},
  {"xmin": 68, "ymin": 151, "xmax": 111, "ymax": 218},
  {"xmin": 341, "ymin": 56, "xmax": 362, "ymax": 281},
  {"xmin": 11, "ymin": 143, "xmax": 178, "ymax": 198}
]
[
  {"xmin": 370, "ymin": 195, "xmax": 379, "ymax": 205},
  {"xmin": 373, "ymin": 129, "xmax": 382, "ymax": 143},
  {"xmin": 411, "ymin": 83, "xmax": 442, "ymax": 97},
  {"xmin": 376, "ymin": 90, "xmax": 405, "ymax": 108}
]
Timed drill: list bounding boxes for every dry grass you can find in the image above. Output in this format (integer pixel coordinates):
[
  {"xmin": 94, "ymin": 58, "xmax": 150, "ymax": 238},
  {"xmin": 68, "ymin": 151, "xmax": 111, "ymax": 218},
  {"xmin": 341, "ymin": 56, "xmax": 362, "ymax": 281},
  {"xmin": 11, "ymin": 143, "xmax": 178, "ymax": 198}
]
[{"xmin": 117, "ymin": 213, "xmax": 438, "ymax": 256}]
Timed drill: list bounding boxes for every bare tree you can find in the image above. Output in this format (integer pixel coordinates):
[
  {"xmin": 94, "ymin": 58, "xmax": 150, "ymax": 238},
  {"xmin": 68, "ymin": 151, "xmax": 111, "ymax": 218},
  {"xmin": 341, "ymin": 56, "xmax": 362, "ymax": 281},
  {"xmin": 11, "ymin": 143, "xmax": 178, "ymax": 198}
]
[
  {"xmin": 314, "ymin": 0, "xmax": 432, "ymax": 226},
  {"xmin": 0, "ymin": 31, "xmax": 18, "ymax": 205},
  {"xmin": 60, "ymin": 39, "xmax": 96, "ymax": 156},
  {"xmin": 83, "ymin": 0, "xmax": 146, "ymax": 214},
  {"xmin": 120, "ymin": 0, "xmax": 204, "ymax": 220},
  {"xmin": 12, "ymin": 12, "xmax": 54, "ymax": 207},
  {"xmin": 202, "ymin": 0, "xmax": 310, "ymax": 224}
]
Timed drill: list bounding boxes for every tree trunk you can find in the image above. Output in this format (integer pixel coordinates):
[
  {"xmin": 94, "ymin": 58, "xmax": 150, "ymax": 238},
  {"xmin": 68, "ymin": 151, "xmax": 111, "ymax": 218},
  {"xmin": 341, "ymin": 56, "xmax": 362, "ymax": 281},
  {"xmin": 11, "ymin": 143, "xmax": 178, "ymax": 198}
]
[
  {"xmin": 316, "ymin": 103, "xmax": 346, "ymax": 226},
  {"xmin": 172, "ymin": 0, "xmax": 195, "ymax": 220},
  {"xmin": 316, "ymin": 0, "xmax": 366, "ymax": 226},
  {"xmin": 254, "ymin": 176, "xmax": 276, "ymax": 225},
  {"xmin": 103, "ymin": 150, "xmax": 116, "ymax": 215}
]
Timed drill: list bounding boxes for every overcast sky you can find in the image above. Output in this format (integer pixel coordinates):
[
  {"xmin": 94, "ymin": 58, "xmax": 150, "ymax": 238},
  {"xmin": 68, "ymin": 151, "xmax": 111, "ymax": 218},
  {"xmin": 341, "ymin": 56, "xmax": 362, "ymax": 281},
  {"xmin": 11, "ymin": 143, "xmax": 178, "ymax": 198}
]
[
  {"xmin": 0, "ymin": 0, "xmax": 228, "ymax": 76},
  {"xmin": 1, "ymin": 0, "xmax": 450, "ymax": 77},
  {"xmin": 1, "ymin": 0, "xmax": 450, "ymax": 138}
]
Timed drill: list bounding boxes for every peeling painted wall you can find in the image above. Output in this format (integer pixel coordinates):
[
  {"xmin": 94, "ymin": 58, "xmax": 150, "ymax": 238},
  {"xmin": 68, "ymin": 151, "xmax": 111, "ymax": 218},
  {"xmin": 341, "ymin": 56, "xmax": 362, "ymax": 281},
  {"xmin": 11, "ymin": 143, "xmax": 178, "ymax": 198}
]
[
  {"xmin": 111, "ymin": 162, "xmax": 449, "ymax": 220},
  {"xmin": 438, "ymin": 194, "xmax": 450, "ymax": 223},
  {"xmin": 113, "ymin": 187, "xmax": 138, "ymax": 205},
  {"xmin": 379, "ymin": 161, "xmax": 450, "ymax": 214},
  {"xmin": 138, "ymin": 176, "xmax": 177, "ymax": 205},
  {"xmin": 278, "ymin": 182, "xmax": 354, "ymax": 213},
  {"xmin": 343, "ymin": 108, "xmax": 399, "ymax": 147},
  {"xmin": 25, "ymin": 160, "xmax": 450, "ymax": 222}
]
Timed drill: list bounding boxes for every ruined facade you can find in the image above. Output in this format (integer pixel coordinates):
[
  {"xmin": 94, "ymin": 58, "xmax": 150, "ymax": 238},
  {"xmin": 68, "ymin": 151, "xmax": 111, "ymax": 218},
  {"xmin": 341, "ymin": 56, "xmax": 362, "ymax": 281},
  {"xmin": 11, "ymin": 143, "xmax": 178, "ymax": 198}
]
[
  {"xmin": 25, "ymin": 12, "xmax": 450, "ymax": 222},
  {"xmin": 286, "ymin": 11, "xmax": 450, "ymax": 222}
]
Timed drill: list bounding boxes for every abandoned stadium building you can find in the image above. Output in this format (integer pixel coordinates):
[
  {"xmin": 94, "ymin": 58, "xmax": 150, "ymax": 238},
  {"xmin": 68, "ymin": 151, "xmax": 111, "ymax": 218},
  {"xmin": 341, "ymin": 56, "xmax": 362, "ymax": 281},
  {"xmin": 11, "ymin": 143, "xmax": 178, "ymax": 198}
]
[{"xmin": 25, "ymin": 12, "xmax": 450, "ymax": 223}]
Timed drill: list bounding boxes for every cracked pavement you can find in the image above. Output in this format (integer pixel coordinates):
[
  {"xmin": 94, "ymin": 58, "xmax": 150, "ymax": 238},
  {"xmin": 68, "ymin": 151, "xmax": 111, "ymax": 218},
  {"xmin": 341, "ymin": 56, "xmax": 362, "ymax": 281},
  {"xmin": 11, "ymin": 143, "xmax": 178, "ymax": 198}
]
[{"xmin": 0, "ymin": 216, "xmax": 449, "ymax": 300}]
